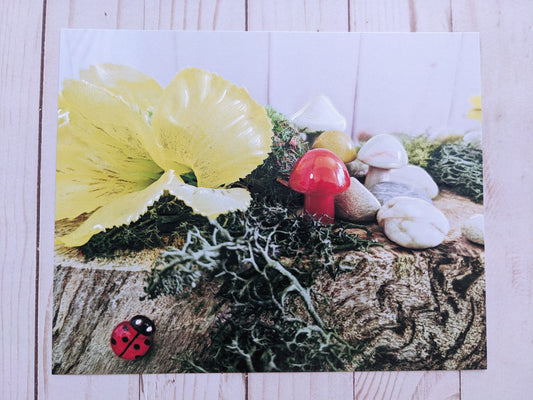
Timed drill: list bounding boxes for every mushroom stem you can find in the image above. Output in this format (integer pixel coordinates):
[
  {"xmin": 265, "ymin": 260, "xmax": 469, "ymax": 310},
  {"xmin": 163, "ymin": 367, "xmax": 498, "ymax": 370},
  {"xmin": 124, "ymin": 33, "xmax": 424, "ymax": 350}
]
[{"xmin": 304, "ymin": 193, "xmax": 335, "ymax": 224}]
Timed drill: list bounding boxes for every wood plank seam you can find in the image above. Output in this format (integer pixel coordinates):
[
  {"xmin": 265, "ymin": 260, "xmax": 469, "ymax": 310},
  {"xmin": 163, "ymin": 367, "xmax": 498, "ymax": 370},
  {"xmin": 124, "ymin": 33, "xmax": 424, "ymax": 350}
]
[{"xmin": 36, "ymin": 0, "xmax": 48, "ymax": 399}]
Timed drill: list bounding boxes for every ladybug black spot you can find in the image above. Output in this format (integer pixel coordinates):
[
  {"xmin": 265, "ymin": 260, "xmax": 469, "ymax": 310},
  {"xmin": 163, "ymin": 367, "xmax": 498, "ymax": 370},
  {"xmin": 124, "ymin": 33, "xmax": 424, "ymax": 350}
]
[
  {"xmin": 111, "ymin": 338, "xmax": 117, "ymax": 345},
  {"xmin": 122, "ymin": 324, "xmax": 129, "ymax": 331},
  {"xmin": 122, "ymin": 336, "xmax": 129, "ymax": 343},
  {"xmin": 133, "ymin": 344, "xmax": 140, "ymax": 350},
  {"xmin": 144, "ymin": 339, "xmax": 151, "ymax": 346}
]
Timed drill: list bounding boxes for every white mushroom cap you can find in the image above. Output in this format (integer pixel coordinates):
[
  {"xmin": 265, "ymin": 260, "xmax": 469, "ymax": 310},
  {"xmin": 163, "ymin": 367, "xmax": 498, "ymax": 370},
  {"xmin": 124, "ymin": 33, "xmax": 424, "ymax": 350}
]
[
  {"xmin": 290, "ymin": 95, "xmax": 346, "ymax": 132},
  {"xmin": 357, "ymin": 134, "xmax": 408, "ymax": 169}
]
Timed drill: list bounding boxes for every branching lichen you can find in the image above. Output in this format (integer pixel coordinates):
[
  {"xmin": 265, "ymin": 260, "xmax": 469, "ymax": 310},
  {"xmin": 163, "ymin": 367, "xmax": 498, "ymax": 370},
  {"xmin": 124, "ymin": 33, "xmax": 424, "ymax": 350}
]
[{"xmin": 143, "ymin": 196, "xmax": 377, "ymax": 372}]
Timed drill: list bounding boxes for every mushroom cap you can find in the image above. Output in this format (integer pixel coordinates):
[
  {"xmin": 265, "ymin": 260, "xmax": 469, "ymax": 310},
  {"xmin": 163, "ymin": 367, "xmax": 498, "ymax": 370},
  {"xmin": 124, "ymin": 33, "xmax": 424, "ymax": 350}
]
[
  {"xmin": 290, "ymin": 95, "xmax": 347, "ymax": 132},
  {"xmin": 289, "ymin": 148, "xmax": 350, "ymax": 195},
  {"xmin": 357, "ymin": 134, "xmax": 408, "ymax": 169}
]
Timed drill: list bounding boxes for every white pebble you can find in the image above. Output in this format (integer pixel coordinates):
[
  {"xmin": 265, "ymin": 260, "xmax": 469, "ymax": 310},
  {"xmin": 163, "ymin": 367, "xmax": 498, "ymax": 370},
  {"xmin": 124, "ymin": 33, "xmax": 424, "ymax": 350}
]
[
  {"xmin": 377, "ymin": 197, "xmax": 449, "ymax": 249},
  {"xmin": 462, "ymin": 214, "xmax": 484, "ymax": 245}
]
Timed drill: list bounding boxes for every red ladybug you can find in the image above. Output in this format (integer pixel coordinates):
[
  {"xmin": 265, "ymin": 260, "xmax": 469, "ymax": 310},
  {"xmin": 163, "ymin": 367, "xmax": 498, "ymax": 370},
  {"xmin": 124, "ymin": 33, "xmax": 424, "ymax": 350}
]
[{"xmin": 110, "ymin": 315, "xmax": 155, "ymax": 360}]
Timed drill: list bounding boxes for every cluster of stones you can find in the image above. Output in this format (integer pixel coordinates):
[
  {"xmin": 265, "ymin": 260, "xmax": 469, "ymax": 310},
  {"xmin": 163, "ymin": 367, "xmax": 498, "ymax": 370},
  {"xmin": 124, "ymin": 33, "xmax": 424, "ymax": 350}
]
[
  {"xmin": 290, "ymin": 95, "xmax": 484, "ymax": 249},
  {"xmin": 335, "ymin": 133, "xmax": 449, "ymax": 249}
]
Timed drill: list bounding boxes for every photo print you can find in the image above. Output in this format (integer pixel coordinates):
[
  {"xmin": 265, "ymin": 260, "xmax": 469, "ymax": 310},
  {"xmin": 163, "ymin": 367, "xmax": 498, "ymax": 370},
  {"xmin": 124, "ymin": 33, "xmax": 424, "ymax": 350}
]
[{"xmin": 53, "ymin": 30, "xmax": 485, "ymax": 374}]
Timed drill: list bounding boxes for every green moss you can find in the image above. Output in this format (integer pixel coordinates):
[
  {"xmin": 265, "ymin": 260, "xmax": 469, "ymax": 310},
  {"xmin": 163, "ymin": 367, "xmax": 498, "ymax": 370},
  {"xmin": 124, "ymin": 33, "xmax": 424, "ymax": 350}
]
[
  {"xmin": 426, "ymin": 142, "xmax": 484, "ymax": 203},
  {"xmin": 241, "ymin": 107, "xmax": 309, "ymax": 205},
  {"xmin": 79, "ymin": 194, "xmax": 209, "ymax": 260},
  {"xmin": 400, "ymin": 134, "xmax": 483, "ymax": 203},
  {"xmin": 400, "ymin": 134, "xmax": 441, "ymax": 169}
]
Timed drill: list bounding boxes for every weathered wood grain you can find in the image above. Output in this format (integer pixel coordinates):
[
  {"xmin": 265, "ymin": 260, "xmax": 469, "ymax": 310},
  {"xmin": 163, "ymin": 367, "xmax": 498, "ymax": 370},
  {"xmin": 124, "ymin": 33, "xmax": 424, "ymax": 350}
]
[
  {"xmin": 51, "ymin": 191, "xmax": 485, "ymax": 377},
  {"xmin": 319, "ymin": 195, "xmax": 485, "ymax": 371},
  {"xmin": 140, "ymin": 373, "xmax": 246, "ymax": 400},
  {"xmin": 355, "ymin": 371, "xmax": 460, "ymax": 400},
  {"xmin": 52, "ymin": 261, "xmax": 219, "ymax": 374},
  {"xmin": 247, "ymin": 0, "xmax": 348, "ymax": 32},
  {"xmin": 248, "ymin": 373, "xmax": 354, "ymax": 400},
  {"xmin": 0, "ymin": 1, "xmax": 43, "ymax": 399}
]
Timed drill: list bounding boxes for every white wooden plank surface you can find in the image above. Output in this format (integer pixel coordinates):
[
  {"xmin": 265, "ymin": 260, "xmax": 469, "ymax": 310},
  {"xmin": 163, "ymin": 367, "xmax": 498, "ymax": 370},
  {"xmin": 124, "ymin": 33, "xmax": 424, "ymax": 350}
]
[
  {"xmin": 352, "ymin": 32, "xmax": 480, "ymax": 138},
  {"xmin": 140, "ymin": 374, "xmax": 246, "ymax": 400},
  {"xmin": 355, "ymin": 371, "xmax": 460, "ymax": 400},
  {"xmin": 267, "ymin": 32, "xmax": 360, "ymax": 136},
  {"xmin": 0, "ymin": 0, "xmax": 531, "ymax": 399},
  {"xmin": 247, "ymin": 0, "xmax": 348, "ymax": 32},
  {"xmin": 248, "ymin": 373, "xmax": 354, "ymax": 400},
  {"xmin": 173, "ymin": 31, "xmax": 270, "ymax": 105},
  {"xmin": 0, "ymin": 1, "xmax": 43, "ymax": 399},
  {"xmin": 58, "ymin": 29, "xmax": 478, "ymax": 140},
  {"xmin": 452, "ymin": 0, "xmax": 533, "ymax": 398}
]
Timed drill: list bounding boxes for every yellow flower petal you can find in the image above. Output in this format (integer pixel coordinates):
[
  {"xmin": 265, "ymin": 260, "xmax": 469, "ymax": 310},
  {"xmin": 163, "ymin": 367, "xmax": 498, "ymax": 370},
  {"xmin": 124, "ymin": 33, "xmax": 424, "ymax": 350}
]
[
  {"xmin": 150, "ymin": 68, "xmax": 273, "ymax": 188},
  {"xmin": 79, "ymin": 64, "xmax": 163, "ymax": 120},
  {"xmin": 56, "ymin": 79, "xmax": 164, "ymax": 220},
  {"xmin": 467, "ymin": 109, "xmax": 482, "ymax": 122},
  {"xmin": 165, "ymin": 173, "xmax": 251, "ymax": 219},
  {"xmin": 56, "ymin": 170, "xmax": 251, "ymax": 247},
  {"xmin": 469, "ymin": 95, "xmax": 481, "ymax": 110},
  {"xmin": 467, "ymin": 95, "xmax": 482, "ymax": 122}
]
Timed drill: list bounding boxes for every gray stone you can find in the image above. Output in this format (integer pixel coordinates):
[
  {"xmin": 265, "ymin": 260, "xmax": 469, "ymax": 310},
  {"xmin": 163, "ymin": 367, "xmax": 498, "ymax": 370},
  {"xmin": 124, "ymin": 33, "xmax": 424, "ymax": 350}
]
[
  {"xmin": 345, "ymin": 159, "xmax": 369, "ymax": 178},
  {"xmin": 368, "ymin": 181, "xmax": 432, "ymax": 205},
  {"xmin": 365, "ymin": 164, "xmax": 439, "ymax": 199},
  {"xmin": 335, "ymin": 177, "xmax": 381, "ymax": 222}
]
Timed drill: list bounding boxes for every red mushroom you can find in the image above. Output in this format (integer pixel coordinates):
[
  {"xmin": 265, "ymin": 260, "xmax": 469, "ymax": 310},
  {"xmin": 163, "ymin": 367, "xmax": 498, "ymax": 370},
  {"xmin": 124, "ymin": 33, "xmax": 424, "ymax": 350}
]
[{"xmin": 289, "ymin": 148, "xmax": 350, "ymax": 224}]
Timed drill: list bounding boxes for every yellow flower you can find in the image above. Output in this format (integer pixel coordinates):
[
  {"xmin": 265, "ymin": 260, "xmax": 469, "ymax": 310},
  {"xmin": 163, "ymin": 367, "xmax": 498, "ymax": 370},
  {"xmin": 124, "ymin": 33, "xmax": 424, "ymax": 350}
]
[
  {"xmin": 467, "ymin": 95, "xmax": 482, "ymax": 122},
  {"xmin": 56, "ymin": 64, "xmax": 273, "ymax": 247}
]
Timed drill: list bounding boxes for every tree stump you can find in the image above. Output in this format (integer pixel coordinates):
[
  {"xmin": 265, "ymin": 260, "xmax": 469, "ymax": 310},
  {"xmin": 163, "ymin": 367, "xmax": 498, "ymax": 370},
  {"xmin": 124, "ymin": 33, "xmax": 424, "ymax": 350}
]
[{"xmin": 52, "ymin": 190, "xmax": 485, "ymax": 373}]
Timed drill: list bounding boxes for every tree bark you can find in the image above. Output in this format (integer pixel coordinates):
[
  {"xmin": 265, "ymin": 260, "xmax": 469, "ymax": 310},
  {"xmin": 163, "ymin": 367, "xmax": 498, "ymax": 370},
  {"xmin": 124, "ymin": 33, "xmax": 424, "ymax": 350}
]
[{"xmin": 52, "ymin": 190, "xmax": 485, "ymax": 373}]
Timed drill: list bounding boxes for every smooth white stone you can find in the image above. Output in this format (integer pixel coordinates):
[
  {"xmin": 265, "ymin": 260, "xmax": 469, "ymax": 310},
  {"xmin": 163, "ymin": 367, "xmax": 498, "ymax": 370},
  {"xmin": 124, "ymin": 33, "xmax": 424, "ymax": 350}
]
[
  {"xmin": 377, "ymin": 197, "xmax": 449, "ymax": 249},
  {"xmin": 462, "ymin": 214, "xmax": 484, "ymax": 245},
  {"xmin": 357, "ymin": 134, "xmax": 408, "ymax": 169},
  {"xmin": 290, "ymin": 95, "xmax": 346, "ymax": 132},
  {"xmin": 365, "ymin": 165, "xmax": 439, "ymax": 199},
  {"xmin": 335, "ymin": 177, "xmax": 381, "ymax": 222}
]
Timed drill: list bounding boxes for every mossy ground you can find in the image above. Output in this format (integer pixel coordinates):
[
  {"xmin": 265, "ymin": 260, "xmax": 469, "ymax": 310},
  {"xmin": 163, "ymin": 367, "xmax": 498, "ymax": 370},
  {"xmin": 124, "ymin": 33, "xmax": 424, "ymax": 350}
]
[
  {"xmin": 74, "ymin": 112, "xmax": 483, "ymax": 372},
  {"xmin": 401, "ymin": 134, "xmax": 483, "ymax": 203}
]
